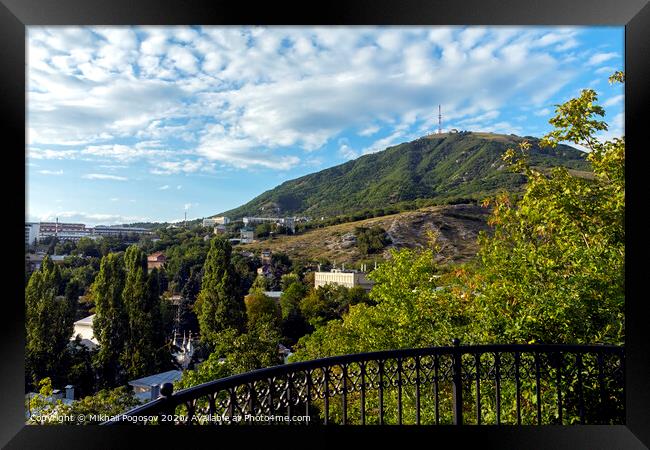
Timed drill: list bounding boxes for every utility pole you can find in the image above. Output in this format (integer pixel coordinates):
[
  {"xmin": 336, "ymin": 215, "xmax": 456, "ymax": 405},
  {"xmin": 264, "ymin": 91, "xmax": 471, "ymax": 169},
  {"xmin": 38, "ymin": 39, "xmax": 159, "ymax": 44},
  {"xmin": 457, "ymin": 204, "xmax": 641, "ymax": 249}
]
[{"xmin": 438, "ymin": 104, "xmax": 442, "ymax": 134}]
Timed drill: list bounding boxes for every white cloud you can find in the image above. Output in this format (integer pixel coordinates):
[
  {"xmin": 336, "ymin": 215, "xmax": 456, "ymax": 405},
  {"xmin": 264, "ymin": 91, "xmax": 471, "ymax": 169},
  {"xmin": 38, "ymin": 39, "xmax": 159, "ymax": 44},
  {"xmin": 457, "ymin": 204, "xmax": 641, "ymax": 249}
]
[
  {"xmin": 602, "ymin": 94, "xmax": 623, "ymax": 108},
  {"xmin": 82, "ymin": 173, "xmax": 128, "ymax": 181},
  {"xmin": 150, "ymin": 159, "xmax": 216, "ymax": 175},
  {"xmin": 33, "ymin": 210, "xmax": 149, "ymax": 226},
  {"xmin": 159, "ymin": 185, "xmax": 170, "ymax": 190},
  {"xmin": 587, "ymin": 52, "xmax": 618, "ymax": 66},
  {"xmin": 37, "ymin": 169, "xmax": 64, "ymax": 175},
  {"xmin": 28, "ymin": 26, "xmax": 591, "ymax": 173}
]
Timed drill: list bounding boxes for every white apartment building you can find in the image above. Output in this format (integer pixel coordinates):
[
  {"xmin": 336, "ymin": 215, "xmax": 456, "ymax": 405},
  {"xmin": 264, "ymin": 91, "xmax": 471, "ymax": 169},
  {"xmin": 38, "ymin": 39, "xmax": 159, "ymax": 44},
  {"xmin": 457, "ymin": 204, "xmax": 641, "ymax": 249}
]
[
  {"xmin": 25, "ymin": 223, "xmax": 40, "ymax": 246},
  {"xmin": 203, "ymin": 217, "xmax": 230, "ymax": 227},
  {"xmin": 242, "ymin": 217, "xmax": 296, "ymax": 233},
  {"xmin": 314, "ymin": 269, "xmax": 374, "ymax": 291}
]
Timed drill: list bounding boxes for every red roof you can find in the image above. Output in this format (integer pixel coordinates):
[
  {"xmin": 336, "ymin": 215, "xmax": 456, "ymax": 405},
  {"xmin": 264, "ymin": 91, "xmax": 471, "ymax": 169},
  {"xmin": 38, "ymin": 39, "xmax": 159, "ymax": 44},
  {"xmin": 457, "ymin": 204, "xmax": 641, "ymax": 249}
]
[{"xmin": 148, "ymin": 252, "xmax": 166, "ymax": 262}]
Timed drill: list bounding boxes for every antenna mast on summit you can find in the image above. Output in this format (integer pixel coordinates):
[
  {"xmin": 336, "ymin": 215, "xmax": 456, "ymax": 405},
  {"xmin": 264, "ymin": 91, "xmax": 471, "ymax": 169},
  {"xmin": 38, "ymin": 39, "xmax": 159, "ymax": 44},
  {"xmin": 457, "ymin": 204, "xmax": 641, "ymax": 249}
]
[{"xmin": 438, "ymin": 104, "xmax": 442, "ymax": 134}]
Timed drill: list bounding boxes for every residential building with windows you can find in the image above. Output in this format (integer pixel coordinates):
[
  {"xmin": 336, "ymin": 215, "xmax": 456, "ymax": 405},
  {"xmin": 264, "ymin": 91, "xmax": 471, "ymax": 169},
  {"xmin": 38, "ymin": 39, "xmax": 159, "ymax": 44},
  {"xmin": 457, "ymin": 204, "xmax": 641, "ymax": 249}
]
[
  {"xmin": 314, "ymin": 269, "xmax": 374, "ymax": 291},
  {"xmin": 203, "ymin": 216, "xmax": 230, "ymax": 227},
  {"xmin": 25, "ymin": 222, "xmax": 40, "ymax": 246}
]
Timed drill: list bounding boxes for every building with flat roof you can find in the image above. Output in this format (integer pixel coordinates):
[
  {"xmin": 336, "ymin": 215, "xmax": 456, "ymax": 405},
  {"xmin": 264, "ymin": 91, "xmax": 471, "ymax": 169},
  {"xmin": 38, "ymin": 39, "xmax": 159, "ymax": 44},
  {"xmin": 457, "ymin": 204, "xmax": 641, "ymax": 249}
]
[
  {"xmin": 25, "ymin": 223, "xmax": 40, "ymax": 246},
  {"xmin": 128, "ymin": 370, "xmax": 183, "ymax": 402},
  {"xmin": 242, "ymin": 217, "xmax": 296, "ymax": 233},
  {"xmin": 92, "ymin": 225, "xmax": 150, "ymax": 237},
  {"xmin": 314, "ymin": 269, "xmax": 374, "ymax": 291},
  {"xmin": 203, "ymin": 216, "xmax": 230, "ymax": 227}
]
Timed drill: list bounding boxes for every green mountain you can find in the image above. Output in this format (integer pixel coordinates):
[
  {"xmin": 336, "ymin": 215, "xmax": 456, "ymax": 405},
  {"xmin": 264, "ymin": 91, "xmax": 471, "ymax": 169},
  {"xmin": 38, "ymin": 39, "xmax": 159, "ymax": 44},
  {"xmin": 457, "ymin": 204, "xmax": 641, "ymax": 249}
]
[{"xmin": 220, "ymin": 131, "xmax": 590, "ymax": 219}]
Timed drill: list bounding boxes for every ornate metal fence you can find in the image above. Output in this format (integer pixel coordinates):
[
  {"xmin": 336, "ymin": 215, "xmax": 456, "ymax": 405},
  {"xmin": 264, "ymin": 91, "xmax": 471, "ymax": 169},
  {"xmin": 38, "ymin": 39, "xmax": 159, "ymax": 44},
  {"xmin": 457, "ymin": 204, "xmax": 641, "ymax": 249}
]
[{"xmin": 102, "ymin": 341, "xmax": 624, "ymax": 425}]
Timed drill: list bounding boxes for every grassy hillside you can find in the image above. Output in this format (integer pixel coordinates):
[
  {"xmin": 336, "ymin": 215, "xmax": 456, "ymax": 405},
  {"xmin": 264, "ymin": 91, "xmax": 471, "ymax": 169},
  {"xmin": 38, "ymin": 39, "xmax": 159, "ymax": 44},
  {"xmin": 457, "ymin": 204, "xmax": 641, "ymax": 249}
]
[
  {"xmin": 238, "ymin": 203, "xmax": 491, "ymax": 267},
  {"xmin": 219, "ymin": 132, "xmax": 590, "ymax": 219}
]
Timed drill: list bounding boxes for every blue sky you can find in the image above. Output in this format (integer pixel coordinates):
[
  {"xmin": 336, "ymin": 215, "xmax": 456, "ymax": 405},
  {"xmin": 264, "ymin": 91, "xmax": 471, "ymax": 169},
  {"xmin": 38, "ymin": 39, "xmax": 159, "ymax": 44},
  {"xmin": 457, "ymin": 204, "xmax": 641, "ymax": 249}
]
[{"xmin": 26, "ymin": 26, "xmax": 624, "ymax": 225}]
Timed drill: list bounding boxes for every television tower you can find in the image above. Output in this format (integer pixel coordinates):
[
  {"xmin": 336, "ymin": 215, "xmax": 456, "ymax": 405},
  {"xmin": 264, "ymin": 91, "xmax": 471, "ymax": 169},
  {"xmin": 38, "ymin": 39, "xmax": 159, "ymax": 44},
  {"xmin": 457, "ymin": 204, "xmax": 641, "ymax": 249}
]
[{"xmin": 438, "ymin": 104, "xmax": 442, "ymax": 134}]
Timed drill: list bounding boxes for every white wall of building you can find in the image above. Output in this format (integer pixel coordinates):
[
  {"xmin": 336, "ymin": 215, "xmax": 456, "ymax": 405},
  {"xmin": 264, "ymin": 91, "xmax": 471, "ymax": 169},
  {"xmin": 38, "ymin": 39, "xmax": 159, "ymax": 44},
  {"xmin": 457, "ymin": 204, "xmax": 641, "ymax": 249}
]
[{"xmin": 314, "ymin": 271, "xmax": 374, "ymax": 291}]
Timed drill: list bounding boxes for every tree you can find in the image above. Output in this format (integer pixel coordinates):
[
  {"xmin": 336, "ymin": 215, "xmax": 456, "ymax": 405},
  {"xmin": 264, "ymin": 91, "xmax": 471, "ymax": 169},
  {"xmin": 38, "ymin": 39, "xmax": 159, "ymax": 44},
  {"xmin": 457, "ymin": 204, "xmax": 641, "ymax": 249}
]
[
  {"xmin": 472, "ymin": 80, "xmax": 625, "ymax": 345},
  {"xmin": 355, "ymin": 226, "xmax": 391, "ymax": 255},
  {"xmin": 279, "ymin": 280, "xmax": 310, "ymax": 345},
  {"xmin": 244, "ymin": 292, "xmax": 281, "ymax": 331},
  {"xmin": 75, "ymin": 237, "xmax": 100, "ymax": 258},
  {"xmin": 196, "ymin": 237, "xmax": 246, "ymax": 348},
  {"xmin": 25, "ymin": 256, "xmax": 75, "ymax": 387},
  {"xmin": 91, "ymin": 253, "xmax": 128, "ymax": 387},
  {"xmin": 120, "ymin": 246, "xmax": 168, "ymax": 380},
  {"xmin": 69, "ymin": 386, "xmax": 141, "ymax": 423},
  {"xmin": 249, "ymin": 274, "xmax": 268, "ymax": 294},
  {"xmin": 176, "ymin": 321, "xmax": 282, "ymax": 390}
]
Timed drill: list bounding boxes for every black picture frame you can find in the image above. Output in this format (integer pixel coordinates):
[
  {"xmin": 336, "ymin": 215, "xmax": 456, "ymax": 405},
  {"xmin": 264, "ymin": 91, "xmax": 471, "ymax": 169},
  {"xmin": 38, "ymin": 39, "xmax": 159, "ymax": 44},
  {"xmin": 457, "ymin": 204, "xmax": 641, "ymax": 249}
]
[{"xmin": 2, "ymin": 0, "xmax": 648, "ymax": 448}]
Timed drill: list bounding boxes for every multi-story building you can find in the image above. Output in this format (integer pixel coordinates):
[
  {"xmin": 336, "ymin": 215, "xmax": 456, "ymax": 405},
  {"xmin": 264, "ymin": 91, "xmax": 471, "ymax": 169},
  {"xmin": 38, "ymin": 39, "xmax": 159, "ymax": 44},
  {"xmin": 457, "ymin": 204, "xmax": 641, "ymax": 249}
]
[
  {"xmin": 213, "ymin": 224, "xmax": 227, "ymax": 235},
  {"xmin": 92, "ymin": 225, "xmax": 150, "ymax": 237},
  {"xmin": 203, "ymin": 216, "xmax": 230, "ymax": 227},
  {"xmin": 314, "ymin": 269, "xmax": 374, "ymax": 291},
  {"xmin": 25, "ymin": 222, "xmax": 40, "ymax": 246},
  {"xmin": 32, "ymin": 221, "xmax": 150, "ymax": 243},
  {"xmin": 37, "ymin": 221, "xmax": 91, "ymax": 242},
  {"xmin": 242, "ymin": 217, "xmax": 296, "ymax": 233}
]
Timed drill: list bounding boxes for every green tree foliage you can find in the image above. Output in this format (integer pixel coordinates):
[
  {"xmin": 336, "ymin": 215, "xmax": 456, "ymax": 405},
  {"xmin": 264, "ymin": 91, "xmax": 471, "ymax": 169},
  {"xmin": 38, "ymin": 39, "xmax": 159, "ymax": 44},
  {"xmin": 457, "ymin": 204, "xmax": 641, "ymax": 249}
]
[
  {"xmin": 26, "ymin": 377, "xmax": 141, "ymax": 425},
  {"xmin": 91, "ymin": 253, "xmax": 128, "ymax": 387},
  {"xmin": 221, "ymin": 133, "xmax": 589, "ymax": 219},
  {"xmin": 69, "ymin": 386, "xmax": 141, "ymax": 423},
  {"xmin": 196, "ymin": 237, "xmax": 246, "ymax": 348},
  {"xmin": 120, "ymin": 246, "xmax": 168, "ymax": 379},
  {"xmin": 176, "ymin": 321, "xmax": 282, "ymax": 391},
  {"xmin": 254, "ymin": 222, "xmax": 273, "ymax": 238},
  {"xmin": 299, "ymin": 284, "xmax": 372, "ymax": 330},
  {"xmin": 355, "ymin": 226, "xmax": 391, "ymax": 255},
  {"xmin": 293, "ymin": 74, "xmax": 625, "ymax": 362},
  {"xmin": 25, "ymin": 256, "xmax": 75, "ymax": 387},
  {"xmin": 248, "ymin": 274, "xmax": 268, "ymax": 294},
  {"xmin": 474, "ymin": 85, "xmax": 625, "ymax": 345},
  {"xmin": 75, "ymin": 237, "xmax": 101, "ymax": 258},
  {"xmin": 292, "ymin": 246, "xmax": 465, "ymax": 360},
  {"xmin": 244, "ymin": 292, "xmax": 281, "ymax": 331},
  {"xmin": 279, "ymin": 279, "xmax": 310, "ymax": 345}
]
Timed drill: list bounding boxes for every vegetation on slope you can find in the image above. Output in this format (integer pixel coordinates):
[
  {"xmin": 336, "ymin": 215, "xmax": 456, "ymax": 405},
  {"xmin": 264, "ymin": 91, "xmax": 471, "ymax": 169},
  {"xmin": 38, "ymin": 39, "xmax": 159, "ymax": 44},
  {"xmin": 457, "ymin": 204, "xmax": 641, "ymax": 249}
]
[{"xmin": 220, "ymin": 132, "xmax": 590, "ymax": 219}]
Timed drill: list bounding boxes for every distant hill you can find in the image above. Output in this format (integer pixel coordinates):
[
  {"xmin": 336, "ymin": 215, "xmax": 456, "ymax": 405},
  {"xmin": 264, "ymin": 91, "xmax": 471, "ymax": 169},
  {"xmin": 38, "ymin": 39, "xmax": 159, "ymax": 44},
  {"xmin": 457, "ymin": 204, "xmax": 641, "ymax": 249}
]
[
  {"xmin": 219, "ymin": 132, "xmax": 590, "ymax": 219},
  {"xmin": 239, "ymin": 203, "xmax": 492, "ymax": 266}
]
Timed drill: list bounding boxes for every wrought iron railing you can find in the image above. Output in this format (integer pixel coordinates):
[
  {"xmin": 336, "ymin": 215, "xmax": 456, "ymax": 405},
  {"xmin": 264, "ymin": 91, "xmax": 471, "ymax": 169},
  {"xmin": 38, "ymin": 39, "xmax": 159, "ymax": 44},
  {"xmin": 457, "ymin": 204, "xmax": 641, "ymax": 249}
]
[{"xmin": 102, "ymin": 340, "xmax": 624, "ymax": 425}]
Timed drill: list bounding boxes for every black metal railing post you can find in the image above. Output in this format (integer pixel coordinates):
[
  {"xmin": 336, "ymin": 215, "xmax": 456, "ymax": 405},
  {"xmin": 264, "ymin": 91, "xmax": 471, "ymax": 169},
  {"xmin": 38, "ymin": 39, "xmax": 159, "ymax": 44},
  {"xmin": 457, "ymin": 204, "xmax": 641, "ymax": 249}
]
[
  {"xmin": 158, "ymin": 382, "xmax": 175, "ymax": 425},
  {"xmin": 452, "ymin": 338, "xmax": 463, "ymax": 425}
]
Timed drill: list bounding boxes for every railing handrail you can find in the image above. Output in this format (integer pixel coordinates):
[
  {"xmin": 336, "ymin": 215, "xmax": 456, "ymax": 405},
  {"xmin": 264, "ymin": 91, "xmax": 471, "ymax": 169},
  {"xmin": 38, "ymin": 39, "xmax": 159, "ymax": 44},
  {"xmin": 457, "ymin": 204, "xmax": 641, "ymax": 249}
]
[{"xmin": 103, "ymin": 342, "xmax": 623, "ymax": 423}]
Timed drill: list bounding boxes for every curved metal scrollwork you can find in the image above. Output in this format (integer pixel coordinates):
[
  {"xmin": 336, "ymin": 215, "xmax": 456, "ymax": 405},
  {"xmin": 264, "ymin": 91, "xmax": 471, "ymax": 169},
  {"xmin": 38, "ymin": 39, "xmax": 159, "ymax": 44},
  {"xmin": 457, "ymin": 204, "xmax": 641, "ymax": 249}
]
[{"xmin": 102, "ymin": 342, "xmax": 624, "ymax": 426}]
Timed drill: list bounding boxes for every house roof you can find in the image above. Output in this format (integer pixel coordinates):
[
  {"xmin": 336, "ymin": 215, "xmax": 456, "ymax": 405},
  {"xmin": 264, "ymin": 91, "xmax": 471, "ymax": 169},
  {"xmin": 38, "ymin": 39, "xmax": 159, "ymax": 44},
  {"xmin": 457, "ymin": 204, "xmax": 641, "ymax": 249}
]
[
  {"xmin": 128, "ymin": 370, "xmax": 182, "ymax": 388},
  {"xmin": 263, "ymin": 291, "xmax": 282, "ymax": 299},
  {"xmin": 147, "ymin": 252, "xmax": 165, "ymax": 260},
  {"xmin": 74, "ymin": 314, "xmax": 95, "ymax": 326}
]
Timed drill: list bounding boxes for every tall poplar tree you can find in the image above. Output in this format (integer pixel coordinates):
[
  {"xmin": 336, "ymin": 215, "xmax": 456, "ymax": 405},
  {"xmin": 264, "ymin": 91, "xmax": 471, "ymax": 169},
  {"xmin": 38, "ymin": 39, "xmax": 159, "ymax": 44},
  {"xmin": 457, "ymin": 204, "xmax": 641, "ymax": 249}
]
[
  {"xmin": 91, "ymin": 253, "xmax": 127, "ymax": 387},
  {"xmin": 25, "ymin": 256, "xmax": 74, "ymax": 387},
  {"xmin": 196, "ymin": 237, "xmax": 245, "ymax": 347},
  {"xmin": 121, "ymin": 246, "xmax": 168, "ymax": 379}
]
